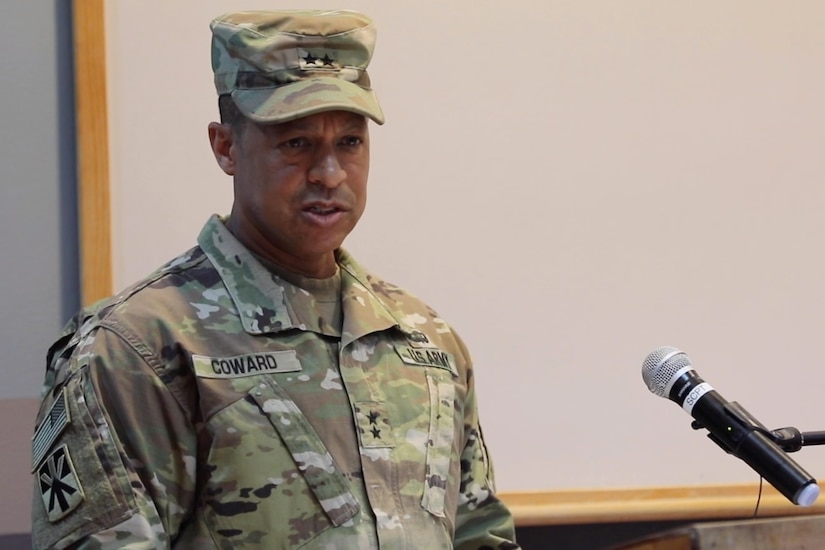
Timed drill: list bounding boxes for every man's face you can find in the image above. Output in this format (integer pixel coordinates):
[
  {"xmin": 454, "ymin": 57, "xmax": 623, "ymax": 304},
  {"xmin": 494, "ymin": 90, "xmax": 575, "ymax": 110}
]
[{"xmin": 210, "ymin": 110, "xmax": 370, "ymax": 278}]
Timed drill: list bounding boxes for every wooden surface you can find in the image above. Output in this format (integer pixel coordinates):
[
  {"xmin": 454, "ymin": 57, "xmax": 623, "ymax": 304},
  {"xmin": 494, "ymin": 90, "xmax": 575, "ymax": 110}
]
[
  {"xmin": 499, "ymin": 482, "xmax": 825, "ymax": 526},
  {"xmin": 612, "ymin": 535, "xmax": 693, "ymax": 550},
  {"xmin": 73, "ymin": 0, "xmax": 112, "ymax": 304}
]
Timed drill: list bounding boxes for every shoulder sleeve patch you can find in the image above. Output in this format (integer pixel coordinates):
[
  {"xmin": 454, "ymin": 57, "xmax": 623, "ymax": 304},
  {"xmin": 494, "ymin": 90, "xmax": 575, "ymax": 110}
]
[
  {"xmin": 37, "ymin": 444, "xmax": 85, "ymax": 522},
  {"xmin": 31, "ymin": 375, "xmax": 137, "ymax": 548}
]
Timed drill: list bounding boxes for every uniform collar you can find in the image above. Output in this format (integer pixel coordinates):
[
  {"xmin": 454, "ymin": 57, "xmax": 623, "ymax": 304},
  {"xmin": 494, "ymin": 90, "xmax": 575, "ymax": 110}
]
[
  {"xmin": 336, "ymin": 249, "xmax": 429, "ymax": 347},
  {"xmin": 198, "ymin": 215, "xmax": 294, "ymax": 334},
  {"xmin": 198, "ymin": 215, "xmax": 422, "ymax": 344}
]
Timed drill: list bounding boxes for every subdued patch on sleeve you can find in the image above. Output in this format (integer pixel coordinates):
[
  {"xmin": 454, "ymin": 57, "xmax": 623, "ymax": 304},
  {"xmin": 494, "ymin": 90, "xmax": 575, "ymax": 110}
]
[{"xmin": 31, "ymin": 376, "xmax": 138, "ymax": 549}]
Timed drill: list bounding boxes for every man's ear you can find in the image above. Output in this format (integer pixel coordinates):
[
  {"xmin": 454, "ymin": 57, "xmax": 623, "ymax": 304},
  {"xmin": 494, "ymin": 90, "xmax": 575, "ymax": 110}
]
[{"xmin": 208, "ymin": 122, "xmax": 237, "ymax": 175}]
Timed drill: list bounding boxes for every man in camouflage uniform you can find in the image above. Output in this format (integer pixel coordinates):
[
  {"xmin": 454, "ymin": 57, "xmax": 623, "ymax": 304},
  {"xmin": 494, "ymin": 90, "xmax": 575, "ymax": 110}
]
[{"xmin": 31, "ymin": 10, "xmax": 519, "ymax": 549}]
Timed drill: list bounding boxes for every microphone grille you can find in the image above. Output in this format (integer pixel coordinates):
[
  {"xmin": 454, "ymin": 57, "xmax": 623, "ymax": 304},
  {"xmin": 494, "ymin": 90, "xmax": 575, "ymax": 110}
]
[{"xmin": 642, "ymin": 346, "xmax": 692, "ymax": 397}]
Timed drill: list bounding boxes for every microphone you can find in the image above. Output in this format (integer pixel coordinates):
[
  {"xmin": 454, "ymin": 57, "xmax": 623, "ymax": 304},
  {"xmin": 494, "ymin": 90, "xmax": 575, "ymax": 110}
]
[{"xmin": 641, "ymin": 346, "xmax": 820, "ymax": 506}]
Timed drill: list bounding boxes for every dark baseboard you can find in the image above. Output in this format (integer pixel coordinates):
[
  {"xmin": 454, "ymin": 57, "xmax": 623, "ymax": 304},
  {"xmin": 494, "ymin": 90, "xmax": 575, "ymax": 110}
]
[{"xmin": 515, "ymin": 520, "xmax": 693, "ymax": 550}]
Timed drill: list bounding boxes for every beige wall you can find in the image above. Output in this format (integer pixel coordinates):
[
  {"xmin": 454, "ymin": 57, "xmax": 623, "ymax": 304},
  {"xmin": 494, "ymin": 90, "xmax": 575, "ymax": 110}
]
[{"xmin": 105, "ymin": 0, "xmax": 825, "ymax": 494}]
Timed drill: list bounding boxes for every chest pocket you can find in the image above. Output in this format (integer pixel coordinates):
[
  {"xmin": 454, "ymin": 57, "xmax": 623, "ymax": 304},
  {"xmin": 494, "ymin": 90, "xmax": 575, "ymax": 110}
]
[
  {"xmin": 392, "ymin": 342, "xmax": 460, "ymax": 518},
  {"xmin": 248, "ymin": 379, "xmax": 359, "ymax": 524},
  {"xmin": 202, "ymin": 378, "xmax": 359, "ymax": 547},
  {"xmin": 421, "ymin": 371, "xmax": 457, "ymax": 517}
]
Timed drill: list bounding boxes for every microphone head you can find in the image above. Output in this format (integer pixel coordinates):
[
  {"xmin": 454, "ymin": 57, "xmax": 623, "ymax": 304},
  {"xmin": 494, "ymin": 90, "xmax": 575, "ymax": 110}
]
[{"xmin": 642, "ymin": 346, "xmax": 692, "ymax": 397}]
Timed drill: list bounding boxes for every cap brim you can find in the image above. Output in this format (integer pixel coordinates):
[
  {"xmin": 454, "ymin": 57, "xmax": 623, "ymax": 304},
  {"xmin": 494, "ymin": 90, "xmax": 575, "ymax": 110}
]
[{"xmin": 231, "ymin": 77, "xmax": 385, "ymax": 125}]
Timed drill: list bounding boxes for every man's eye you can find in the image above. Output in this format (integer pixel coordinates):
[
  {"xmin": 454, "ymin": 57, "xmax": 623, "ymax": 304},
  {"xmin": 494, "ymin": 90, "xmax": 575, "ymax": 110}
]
[
  {"xmin": 341, "ymin": 136, "xmax": 363, "ymax": 147},
  {"xmin": 284, "ymin": 137, "xmax": 309, "ymax": 149}
]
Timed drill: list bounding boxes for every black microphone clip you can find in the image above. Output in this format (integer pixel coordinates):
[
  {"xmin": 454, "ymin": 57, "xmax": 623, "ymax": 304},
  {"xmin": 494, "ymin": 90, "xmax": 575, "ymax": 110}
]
[
  {"xmin": 690, "ymin": 400, "xmax": 770, "ymax": 456},
  {"xmin": 691, "ymin": 404, "xmax": 825, "ymax": 454}
]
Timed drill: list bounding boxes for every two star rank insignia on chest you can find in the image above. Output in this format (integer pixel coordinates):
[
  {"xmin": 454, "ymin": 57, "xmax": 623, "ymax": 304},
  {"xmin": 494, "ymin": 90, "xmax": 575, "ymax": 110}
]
[{"xmin": 354, "ymin": 402, "xmax": 393, "ymax": 448}]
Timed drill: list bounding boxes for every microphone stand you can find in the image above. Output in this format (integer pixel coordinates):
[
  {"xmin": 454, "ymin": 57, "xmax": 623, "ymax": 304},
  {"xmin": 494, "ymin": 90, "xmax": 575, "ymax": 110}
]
[{"xmin": 761, "ymin": 427, "xmax": 825, "ymax": 453}]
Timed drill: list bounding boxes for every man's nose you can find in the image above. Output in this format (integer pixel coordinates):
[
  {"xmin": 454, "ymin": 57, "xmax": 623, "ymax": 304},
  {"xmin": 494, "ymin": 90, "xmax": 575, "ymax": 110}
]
[{"xmin": 308, "ymin": 148, "xmax": 346, "ymax": 188}]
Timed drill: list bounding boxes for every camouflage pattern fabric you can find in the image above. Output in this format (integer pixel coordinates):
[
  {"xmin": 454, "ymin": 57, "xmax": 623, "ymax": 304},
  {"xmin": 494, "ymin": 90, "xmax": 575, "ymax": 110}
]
[
  {"xmin": 31, "ymin": 215, "xmax": 519, "ymax": 549},
  {"xmin": 210, "ymin": 10, "xmax": 385, "ymax": 125}
]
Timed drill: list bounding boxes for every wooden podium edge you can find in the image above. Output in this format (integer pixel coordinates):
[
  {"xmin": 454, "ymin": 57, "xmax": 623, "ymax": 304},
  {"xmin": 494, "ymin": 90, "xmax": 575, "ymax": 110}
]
[
  {"xmin": 610, "ymin": 513, "xmax": 825, "ymax": 550},
  {"xmin": 498, "ymin": 482, "xmax": 825, "ymax": 526}
]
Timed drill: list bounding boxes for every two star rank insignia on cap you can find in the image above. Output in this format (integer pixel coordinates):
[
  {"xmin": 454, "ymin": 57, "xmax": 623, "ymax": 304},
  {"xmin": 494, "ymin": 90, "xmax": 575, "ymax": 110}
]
[
  {"xmin": 31, "ymin": 389, "xmax": 85, "ymax": 521},
  {"xmin": 299, "ymin": 50, "xmax": 339, "ymax": 71}
]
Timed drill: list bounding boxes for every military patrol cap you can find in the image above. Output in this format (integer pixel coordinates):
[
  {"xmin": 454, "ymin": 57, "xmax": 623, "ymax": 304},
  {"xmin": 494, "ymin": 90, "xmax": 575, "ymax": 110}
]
[{"xmin": 210, "ymin": 10, "xmax": 385, "ymax": 125}]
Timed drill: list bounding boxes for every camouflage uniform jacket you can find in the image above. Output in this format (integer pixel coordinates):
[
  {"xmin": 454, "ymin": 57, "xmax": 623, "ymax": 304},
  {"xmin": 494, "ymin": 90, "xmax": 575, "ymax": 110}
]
[{"xmin": 32, "ymin": 215, "xmax": 519, "ymax": 549}]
